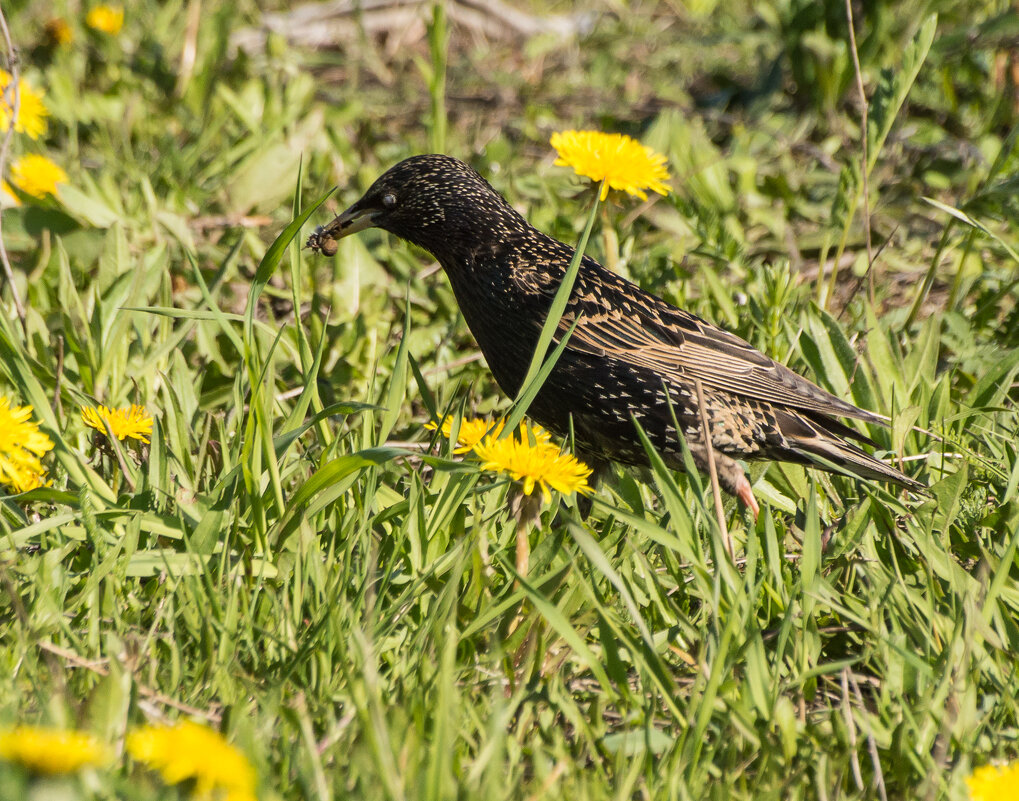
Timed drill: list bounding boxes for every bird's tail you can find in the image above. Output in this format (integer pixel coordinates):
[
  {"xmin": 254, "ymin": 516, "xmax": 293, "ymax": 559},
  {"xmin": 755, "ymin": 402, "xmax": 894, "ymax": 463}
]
[
  {"xmin": 772, "ymin": 409, "xmax": 926, "ymax": 492},
  {"xmin": 793, "ymin": 435, "xmax": 925, "ymax": 491}
]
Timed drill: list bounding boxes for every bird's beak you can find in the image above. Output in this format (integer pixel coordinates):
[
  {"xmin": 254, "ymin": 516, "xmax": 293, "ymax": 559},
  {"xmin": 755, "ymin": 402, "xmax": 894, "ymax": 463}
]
[
  {"xmin": 322, "ymin": 203, "xmax": 379, "ymax": 239},
  {"xmin": 306, "ymin": 202, "xmax": 379, "ymax": 254}
]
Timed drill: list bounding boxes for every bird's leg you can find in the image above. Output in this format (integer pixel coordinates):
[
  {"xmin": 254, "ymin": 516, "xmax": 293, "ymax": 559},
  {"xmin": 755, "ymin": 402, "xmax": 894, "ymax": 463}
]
[
  {"xmin": 733, "ymin": 472, "xmax": 760, "ymax": 520},
  {"xmin": 686, "ymin": 442, "xmax": 760, "ymax": 520}
]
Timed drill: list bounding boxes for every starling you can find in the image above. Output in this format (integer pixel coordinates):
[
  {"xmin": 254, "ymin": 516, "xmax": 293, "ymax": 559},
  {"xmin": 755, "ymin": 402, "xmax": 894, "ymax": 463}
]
[{"xmin": 307, "ymin": 155, "xmax": 924, "ymax": 515}]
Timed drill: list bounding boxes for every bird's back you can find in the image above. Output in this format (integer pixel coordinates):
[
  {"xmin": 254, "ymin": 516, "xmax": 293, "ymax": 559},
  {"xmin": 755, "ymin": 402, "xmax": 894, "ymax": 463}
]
[{"xmin": 440, "ymin": 226, "xmax": 921, "ymax": 491}]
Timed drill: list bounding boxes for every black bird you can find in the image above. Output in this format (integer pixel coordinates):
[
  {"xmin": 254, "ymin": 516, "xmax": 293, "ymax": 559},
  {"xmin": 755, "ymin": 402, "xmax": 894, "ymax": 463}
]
[{"xmin": 307, "ymin": 155, "xmax": 924, "ymax": 515}]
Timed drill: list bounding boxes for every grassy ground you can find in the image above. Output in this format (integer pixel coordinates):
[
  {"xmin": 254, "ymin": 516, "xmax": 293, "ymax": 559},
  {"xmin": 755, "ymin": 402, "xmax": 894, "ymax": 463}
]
[{"xmin": 2, "ymin": 0, "xmax": 1019, "ymax": 799}]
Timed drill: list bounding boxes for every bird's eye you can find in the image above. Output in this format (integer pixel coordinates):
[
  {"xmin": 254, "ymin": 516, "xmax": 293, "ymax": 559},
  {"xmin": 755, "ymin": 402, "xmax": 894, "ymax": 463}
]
[{"xmin": 381, "ymin": 192, "xmax": 397, "ymax": 208}]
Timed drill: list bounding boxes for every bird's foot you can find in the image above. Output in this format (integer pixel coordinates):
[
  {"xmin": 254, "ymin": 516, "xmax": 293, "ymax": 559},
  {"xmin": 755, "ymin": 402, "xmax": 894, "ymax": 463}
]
[{"xmin": 735, "ymin": 473, "xmax": 760, "ymax": 520}]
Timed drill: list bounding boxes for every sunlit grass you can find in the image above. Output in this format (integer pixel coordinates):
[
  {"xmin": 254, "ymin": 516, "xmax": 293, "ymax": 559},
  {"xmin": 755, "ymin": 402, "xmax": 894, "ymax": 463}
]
[{"xmin": 1, "ymin": 2, "xmax": 1018, "ymax": 800}]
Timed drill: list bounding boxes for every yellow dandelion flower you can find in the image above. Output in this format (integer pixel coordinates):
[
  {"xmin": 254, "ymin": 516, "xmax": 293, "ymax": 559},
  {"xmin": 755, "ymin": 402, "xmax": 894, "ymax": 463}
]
[
  {"xmin": 550, "ymin": 130, "xmax": 671, "ymax": 202},
  {"xmin": 0, "ymin": 396, "xmax": 53, "ymax": 494},
  {"xmin": 967, "ymin": 760, "xmax": 1019, "ymax": 801},
  {"xmin": 86, "ymin": 5, "xmax": 124, "ymax": 35},
  {"xmin": 127, "ymin": 721, "xmax": 257, "ymax": 801},
  {"xmin": 81, "ymin": 404, "xmax": 153, "ymax": 443},
  {"xmin": 474, "ymin": 422, "xmax": 592, "ymax": 504},
  {"xmin": 45, "ymin": 18, "xmax": 74, "ymax": 45},
  {"xmin": 426, "ymin": 417, "xmax": 552, "ymax": 454},
  {"xmin": 426, "ymin": 417, "xmax": 504, "ymax": 453},
  {"xmin": 0, "ymin": 726, "xmax": 109, "ymax": 774},
  {"xmin": 10, "ymin": 154, "xmax": 67, "ymax": 199},
  {"xmin": 0, "ymin": 70, "xmax": 49, "ymax": 140}
]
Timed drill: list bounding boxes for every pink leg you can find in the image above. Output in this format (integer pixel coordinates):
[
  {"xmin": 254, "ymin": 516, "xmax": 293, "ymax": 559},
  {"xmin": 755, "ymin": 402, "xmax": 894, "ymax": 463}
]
[
  {"xmin": 686, "ymin": 442, "xmax": 761, "ymax": 521},
  {"xmin": 735, "ymin": 472, "xmax": 760, "ymax": 520}
]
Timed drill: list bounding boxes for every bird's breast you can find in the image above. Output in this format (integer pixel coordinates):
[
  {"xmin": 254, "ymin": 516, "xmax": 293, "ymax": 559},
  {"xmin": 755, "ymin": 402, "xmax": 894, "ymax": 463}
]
[{"xmin": 444, "ymin": 262, "xmax": 549, "ymax": 397}]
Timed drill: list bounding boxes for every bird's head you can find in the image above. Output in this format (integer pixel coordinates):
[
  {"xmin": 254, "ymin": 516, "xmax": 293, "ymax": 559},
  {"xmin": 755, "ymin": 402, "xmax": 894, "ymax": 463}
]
[{"xmin": 306, "ymin": 154, "xmax": 526, "ymax": 258}]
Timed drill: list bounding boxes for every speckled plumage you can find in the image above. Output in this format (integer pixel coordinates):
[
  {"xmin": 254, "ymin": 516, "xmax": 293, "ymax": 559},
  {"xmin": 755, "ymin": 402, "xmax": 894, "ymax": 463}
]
[{"xmin": 308, "ymin": 155, "xmax": 924, "ymax": 512}]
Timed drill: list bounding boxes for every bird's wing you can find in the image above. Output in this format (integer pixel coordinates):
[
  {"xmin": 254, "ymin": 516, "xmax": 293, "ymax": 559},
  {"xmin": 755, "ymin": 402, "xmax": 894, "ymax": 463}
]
[{"xmin": 555, "ymin": 268, "xmax": 882, "ymax": 425}]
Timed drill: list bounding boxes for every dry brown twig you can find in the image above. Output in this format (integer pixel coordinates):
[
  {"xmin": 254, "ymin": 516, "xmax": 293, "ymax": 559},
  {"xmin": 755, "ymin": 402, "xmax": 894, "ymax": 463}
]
[
  {"xmin": 694, "ymin": 377, "xmax": 734, "ymax": 561},
  {"xmin": 0, "ymin": 5, "xmax": 27, "ymax": 330},
  {"xmin": 37, "ymin": 640, "xmax": 220, "ymax": 721},
  {"xmin": 849, "ymin": 669, "xmax": 888, "ymax": 801},
  {"xmin": 845, "ymin": 0, "xmax": 875, "ymax": 306},
  {"xmin": 230, "ymin": 0, "xmax": 594, "ymax": 55}
]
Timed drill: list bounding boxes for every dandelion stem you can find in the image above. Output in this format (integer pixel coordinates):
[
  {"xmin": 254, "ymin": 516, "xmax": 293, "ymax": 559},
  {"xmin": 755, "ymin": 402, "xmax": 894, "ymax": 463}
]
[{"xmin": 515, "ymin": 518, "xmax": 529, "ymax": 578}]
